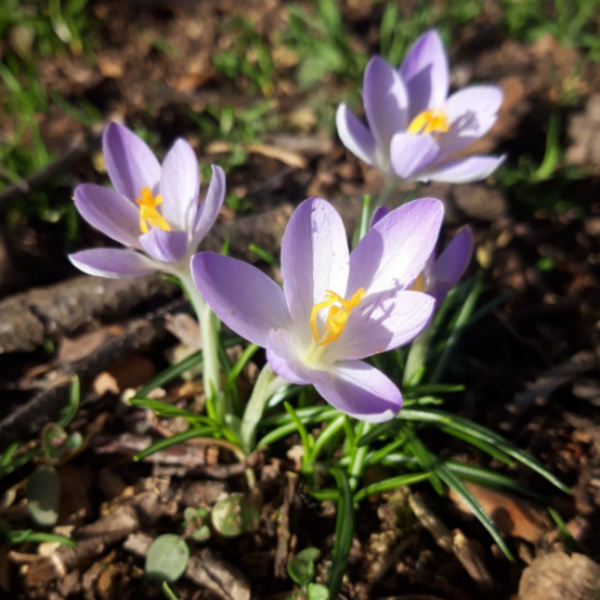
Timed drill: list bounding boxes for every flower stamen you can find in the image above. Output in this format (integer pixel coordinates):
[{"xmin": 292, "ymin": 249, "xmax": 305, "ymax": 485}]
[
  {"xmin": 407, "ymin": 109, "xmax": 450, "ymax": 136},
  {"xmin": 310, "ymin": 288, "xmax": 366, "ymax": 347},
  {"xmin": 135, "ymin": 187, "xmax": 171, "ymax": 233}
]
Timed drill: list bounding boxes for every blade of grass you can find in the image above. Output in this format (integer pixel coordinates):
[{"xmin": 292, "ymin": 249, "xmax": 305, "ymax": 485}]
[
  {"xmin": 354, "ymin": 472, "xmax": 430, "ymax": 503},
  {"xmin": 134, "ymin": 427, "xmax": 220, "ymax": 461},
  {"xmin": 437, "ymin": 463, "xmax": 513, "ymax": 560},
  {"xmin": 401, "ymin": 424, "xmax": 444, "ymax": 495},
  {"xmin": 328, "ymin": 468, "xmax": 354, "ymax": 599},
  {"xmin": 400, "ymin": 408, "xmax": 570, "ymax": 493}
]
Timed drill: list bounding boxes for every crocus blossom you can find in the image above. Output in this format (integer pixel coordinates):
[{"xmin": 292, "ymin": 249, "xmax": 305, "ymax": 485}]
[
  {"xmin": 372, "ymin": 206, "xmax": 473, "ymax": 306},
  {"xmin": 192, "ymin": 197, "xmax": 444, "ymax": 423},
  {"xmin": 336, "ymin": 30, "xmax": 504, "ymax": 183},
  {"xmin": 69, "ymin": 123, "xmax": 225, "ymax": 279}
]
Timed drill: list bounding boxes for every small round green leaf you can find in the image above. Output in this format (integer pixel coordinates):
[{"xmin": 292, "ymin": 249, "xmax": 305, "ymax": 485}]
[
  {"xmin": 145, "ymin": 534, "xmax": 189, "ymax": 583},
  {"xmin": 287, "ymin": 547, "xmax": 320, "ymax": 587},
  {"xmin": 308, "ymin": 583, "xmax": 329, "ymax": 600},
  {"xmin": 211, "ymin": 494, "xmax": 259, "ymax": 538},
  {"xmin": 26, "ymin": 466, "xmax": 60, "ymax": 527}
]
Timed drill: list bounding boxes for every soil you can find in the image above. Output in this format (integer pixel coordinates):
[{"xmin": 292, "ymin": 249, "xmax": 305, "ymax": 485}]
[{"xmin": 1, "ymin": 1, "xmax": 600, "ymax": 599}]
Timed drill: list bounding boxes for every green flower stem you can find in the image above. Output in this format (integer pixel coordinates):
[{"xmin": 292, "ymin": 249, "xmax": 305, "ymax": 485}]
[
  {"xmin": 403, "ymin": 325, "xmax": 434, "ymax": 387},
  {"xmin": 348, "ymin": 422, "xmax": 371, "ymax": 491},
  {"xmin": 240, "ymin": 365, "xmax": 287, "ymax": 453},
  {"xmin": 179, "ymin": 273, "xmax": 223, "ymax": 421}
]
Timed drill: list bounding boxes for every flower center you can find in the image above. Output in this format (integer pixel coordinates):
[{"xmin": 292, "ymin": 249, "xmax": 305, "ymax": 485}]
[
  {"xmin": 135, "ymin": 187, "xmax": 171, "ymax": 234},
  {"xmin": 310, "ymin": 288, "xmax": 366, "ymax": 348},
  {"xmin": 411, "ymin": 273, "xmax": 426, "ymax": 293},
  {"xmin": 407, "ymin": 109, "xmax": 450, "ymax": 136}
]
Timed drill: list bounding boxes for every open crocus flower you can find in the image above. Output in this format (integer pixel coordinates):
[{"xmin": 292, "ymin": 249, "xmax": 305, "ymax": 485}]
[
  {"xmin": 336, "ymin": 30, "xmax": 504, "ymax": 183},
  {"xmin": 372, "ymin": 206, "xmax": 473, "ymax": 306},
  {"xmin": 69, "ymin": 123, "xmax": 225, "ymax": 279},
  {"xmin": 192, "ymin": 197, "xmax": 443, "ymax": 422}
]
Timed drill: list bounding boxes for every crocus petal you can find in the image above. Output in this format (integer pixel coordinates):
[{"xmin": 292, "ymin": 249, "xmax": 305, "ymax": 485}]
[
  {"xmin": 314, "ymin": 360, "xmax": 401, "ymax": 423},
  {"xmin": 336, "ymin": 104, "xmax": 376, "ymax": 165},
  {"xmin": 281, "ymin": 198, "xmax": 350, "ymax": 344},
  {"xmin": 191, "ymin": 165, "xmax": 226, "ymax": 249},
  {"xmin": 160, "ymin": 139, "xmax": 200, "ymax": 231},
  {"xmin": 266, "ymin": 329, "xmax": 330, "ymax": 386},
  {"xmin": 390, "ymin": 133, "xmax": 441, "ymax": 180},
  {"xmin": 329, "ymin": 291, "xmax": 435, "ymax": 361},
  {"xmin": 400, "ymin": 30, "xmax": 449, "ymax": 118},
  {"xmin": 430, "ymin": 227, "xmax": 474, "ymax": 304},
  {"xmin": 191, "ymin": 253, "xmax": 291, "ymax": 347},
  {"xmin": 438, "ymin": 86, "xmax": 504, "ymax": 158},
  {"xmin": 369, "ymin": 206, "xmax": 390, "ymax": 228},
  {"xmin": 347, "ymin": 198, "xmax": 443, "ymax": 296},
  {"xmin": 422, "ymin": 155, "xmax": 505, "ymax": 184},
  {"xmin": 140, "ymin": 229, "xmax": 188, "ymax": 264},
  {"xmin": 363, "ymin": 56, "xmax": 409, "ymax": 163},
  {"xmin": 74, "ymin": 184, "xmax": 142, "ymax": 248},
  {"xmin": 69, "ymin": 248, "xmax": 157, "ymax": 278},
  {"xmin": 103, "ymin": 123, "xmax": 161, "ymax": 201}
]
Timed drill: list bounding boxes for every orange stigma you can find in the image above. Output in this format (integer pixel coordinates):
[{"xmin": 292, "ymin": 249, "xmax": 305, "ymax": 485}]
[
  {"xmin": 407, "ymin": 109, "xmax": 450, "ymax": 136},
  {"xmin": 135, "ymin": 187, "xmax": 171, "ymax": 233},
  {"xmin": 310, "ymin": 288, "xmax": 366, "ymax": 347}
]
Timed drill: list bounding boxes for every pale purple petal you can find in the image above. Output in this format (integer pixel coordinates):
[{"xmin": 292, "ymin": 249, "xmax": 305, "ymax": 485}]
[
  {"xmin": 103, "ymin": 123, "xmax": 161, "ymax": 201},
  {"xmin": 314, "ymin": 360, "xmax": 401, "ymax": 423},
  {"xmin": 160, "ymin": 139, "xmax": 200, "ymax": 231},
  {"xmin": 390, "ymin": 133, "xmax": 441, "ymax": 179},
  {"xmin": 191, "ymin": 253, "xmax": 291, "ymax": 347},
  {"xmin": 191, "ymin": 166, "xmax": 226, "ymax": 249},
  {"xmin": 74, "ymin": 184, "xmax": 142, "ymax": 248},
  {"xmin": 281, "ymin": 198, "xmax": 350, "ymax": 344},
  {"xmin": 422, "ymin": 155, "xmax": 505, "ymax": 184},
  {"xmin": 363, "ymin": 56, "xmax": 409, "ymax": 161},
  {"xmin": 400, "ymin": 30, "xmax": 449, "ymax": 118},
  {"xmin": 370, "ymin": 206, "xmax": 390, "ymax": 228},
  {"xmin": 69, "ymin": 248, "xmax": 157, "ymax": 278},
  {"xmin": 438, "ymin": 86, "xmax": 503, "ymax": 158},
  {"xmin": 328, "ymin": 291, "xmax": 435, "ymax": 361},
  {"xmin": 430, "ymin": 227, "xmax": 474, "ymax": 304},
  {"xmin": 347, "ymin": 197, "xmax": 443, "ymax": 296},
  {"xmin": 336, "ymin": 104, "xmax": 376, "ymax": 165},
  {"xmin": 140, "ymin": 229, "xmax": 188, "ymax": 264},
  {"xmin": 266, "ymin": 329, "xmax": 330, "ymax": 386}
]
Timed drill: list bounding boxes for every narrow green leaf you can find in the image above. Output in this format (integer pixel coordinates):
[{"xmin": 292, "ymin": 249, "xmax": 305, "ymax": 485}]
[
  {"xmin": 400, "ymin": 408, "xmax": 570, "ymax": 493},
  {"xmin": 436, "ymin": 464, "xmax": 514, "ymax": 560},
  {"xmin": 401, "ymin": 425, "xmax": 445, "ymax": 495},
  {"xmin": 354, "ymin": 472, "xmax": 430, "ymax": 503},
  {"xmin": 328, "ymin": 468, "xmax": 354, "ymax": 599},
  {"xmin": 439, "ymin": 425, "xmax": 514, "ymax": 465},
  {"xmin": 134, "ymin": 427, "xmax": 220, "ymax": 461}
]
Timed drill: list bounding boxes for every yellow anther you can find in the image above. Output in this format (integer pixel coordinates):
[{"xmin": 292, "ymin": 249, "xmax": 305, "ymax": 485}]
[
  {"xmin": 135, "ymin": 187, "xmax": 171, "ymax": 234},
  {"xmin": 407, "ymin": 109, "xmax": 450, "ymax": 136},
  {"xmin": 411, "ymin": 273, "xmax": 426, "ymax": 293},
  {"xmin": 310, "ymin": 288, "xmax": 366, "ymax": 347}
]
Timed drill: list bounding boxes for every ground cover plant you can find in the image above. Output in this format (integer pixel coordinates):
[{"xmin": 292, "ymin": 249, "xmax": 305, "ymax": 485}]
[{"xmin": 1, "ymin": 1, "xmax": 600, "ymax": 599}]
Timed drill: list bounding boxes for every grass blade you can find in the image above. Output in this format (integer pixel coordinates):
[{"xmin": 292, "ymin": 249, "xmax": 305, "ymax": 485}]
[{"xmin": 354, "ymin": 472, "xmax": 430, "ymax": 503}]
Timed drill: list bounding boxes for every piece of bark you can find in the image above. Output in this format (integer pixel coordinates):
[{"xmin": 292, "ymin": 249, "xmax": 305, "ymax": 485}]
[
  {"xmin": 408, "ymin": 493, "xmax": 453, "ymax": 552},
  {"xmin": 0, "ymin": 272, "xmax": 178, "ymax": 353},
  {"xmin": 451, "ymin": 529, "xmax": 494, "ymax": 591},
  {"xmin": 0, "ymin": 298, "xmax": 187, "ymax": 444},
  {"xmin": 25, "ymin": 485, "xmax": 178, "ymax": 586},
  {"xmin": 518, "ymin": 552, "xmax": 600, "ymax": 600},
  {"xmin": 274, "ymin": 472, "xmax": 297, "ymax": 579}
]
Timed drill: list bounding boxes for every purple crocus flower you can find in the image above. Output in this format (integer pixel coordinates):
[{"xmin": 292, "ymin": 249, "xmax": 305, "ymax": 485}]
[
  {"xmin": 191, "ymin": 197, "xmax": 443, "ymax": 423},
  {"xmin": 336, "ymin": 30, "xmax": 504, "ymax": 183},
  {"xmin": 69, "ymin": 123, "xmax": 225, "ymax": 278},
  {"xmin": 372, "ymin": 206, "xmax": 474, "ymax": 306}
]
